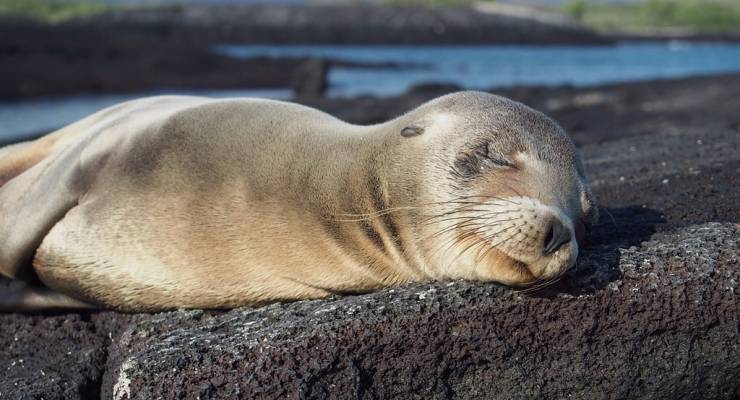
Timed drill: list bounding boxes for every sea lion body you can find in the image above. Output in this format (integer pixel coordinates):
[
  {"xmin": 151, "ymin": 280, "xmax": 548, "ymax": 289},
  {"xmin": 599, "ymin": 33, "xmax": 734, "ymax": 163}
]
[{"xmin": 0, "ymin": 93, "xmax": 596, "ymax": 312}]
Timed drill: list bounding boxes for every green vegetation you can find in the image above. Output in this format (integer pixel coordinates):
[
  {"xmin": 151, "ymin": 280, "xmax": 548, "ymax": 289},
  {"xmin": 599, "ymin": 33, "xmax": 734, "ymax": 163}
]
[
  {"xmin": 2, "ymin": 0, "xmax": 737, "ymax": 32},
  {"xmin": 379, "ymin": 0, "xmax": 740, "ymax": 32},
  {"xmin": 563, "ymin": 0, "xmax": 740, "ymax": 32},
  {"xmin": 380, "ymin": 0, "xmax": 477, "ymax": 6},
  {"xmin": 0, "ymin": 0, "xmax": 113, "ymax": 22},
  {"xmin": 563, "ymin": 0, "xmax": 586, "ymax": 22}
]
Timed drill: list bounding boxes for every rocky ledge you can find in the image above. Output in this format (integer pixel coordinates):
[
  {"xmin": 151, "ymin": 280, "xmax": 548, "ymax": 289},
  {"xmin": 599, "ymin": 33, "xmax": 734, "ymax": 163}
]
[
  {"xmin": 102, "ymin": 222, "xmax": 738, "ymax": 399},
  {"xmin": 1, "ymin": 75, "xmax": 739, "ymax": 399}
]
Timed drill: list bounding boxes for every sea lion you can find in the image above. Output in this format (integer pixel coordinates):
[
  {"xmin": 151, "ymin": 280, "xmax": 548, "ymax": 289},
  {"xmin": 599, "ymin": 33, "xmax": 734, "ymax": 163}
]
[{"xmin": 0, "ymin": 92, "xmax": 597, "ymax": 312}]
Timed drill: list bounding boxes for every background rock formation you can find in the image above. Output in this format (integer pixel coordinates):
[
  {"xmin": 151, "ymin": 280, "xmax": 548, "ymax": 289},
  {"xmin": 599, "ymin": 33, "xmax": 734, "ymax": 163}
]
[{"xmin": 0, "ymin": 3, "xmax": 608, "ymax": 100}]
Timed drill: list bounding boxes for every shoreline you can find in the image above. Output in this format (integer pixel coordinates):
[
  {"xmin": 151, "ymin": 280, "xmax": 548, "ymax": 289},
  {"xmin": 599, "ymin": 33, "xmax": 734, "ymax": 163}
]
[
  {"xmin": 2, "ymin": 3, "xmax": 739, "ymax": 101},
  {"xmin": 3, "ymin": 72, "xmax": 739, "ymax": 147},
  {"xmin": 0, "ymin": 3, "xmax": 607, "ymax": 100}
]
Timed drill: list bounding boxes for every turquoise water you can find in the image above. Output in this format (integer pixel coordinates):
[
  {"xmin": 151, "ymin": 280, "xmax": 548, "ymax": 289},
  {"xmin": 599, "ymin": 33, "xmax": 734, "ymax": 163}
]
[
  {"xmin": 215, "ymin": 41, "xmax": 740, "ymax": 97},
  {"xmin": 2, "ymin": 41, "xmax": 740, "ymax": 142}
]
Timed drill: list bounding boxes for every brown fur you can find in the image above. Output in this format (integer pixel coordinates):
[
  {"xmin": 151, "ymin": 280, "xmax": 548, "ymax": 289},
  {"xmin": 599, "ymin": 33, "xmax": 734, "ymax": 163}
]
[
  {"xmin": 0, "ymin": 93, "xmax": 595, "ymax": 312},
  {"xmin": 0, "ymin": 131, "xmax": 72, "ymax": 186}
]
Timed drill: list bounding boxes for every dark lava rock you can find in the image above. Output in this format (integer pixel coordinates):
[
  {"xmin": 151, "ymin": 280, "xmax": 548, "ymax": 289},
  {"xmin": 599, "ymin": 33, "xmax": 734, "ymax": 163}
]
[
  {"xmin": 0, "ymin": 17, "xmax": 305, "ymax": 100},
  {"xmin": 0, "ymin": 312, "xmax": 107, "ymax": 399},
  {"xmin": 1, "ymin": 75, "xmax": 740, "ymax": 399},
  {"xmin": 100, "ymin": 223, "xmax": 738, "ymax": 399},
  {"xmin": 78, "ymin": 4, "xmax": 609, "ymax": 46}
]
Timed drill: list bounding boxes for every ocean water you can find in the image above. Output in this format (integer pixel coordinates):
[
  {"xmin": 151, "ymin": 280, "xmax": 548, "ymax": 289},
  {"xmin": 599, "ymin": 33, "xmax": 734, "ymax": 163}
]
[
  {"xmin": 0, "ymin": 88, "xmax": 291, "ymax": 144},
  {"xmin": 215, "ymin": 42, "xmax": 740, "ymax": 97},
  {"xmin": 2, "ymin": 41, "xmax": 740, "ymax": 142}
]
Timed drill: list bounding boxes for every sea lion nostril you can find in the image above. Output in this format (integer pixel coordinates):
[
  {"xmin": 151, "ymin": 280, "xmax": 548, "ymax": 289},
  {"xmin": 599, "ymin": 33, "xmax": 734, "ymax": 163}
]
[{"xmin": 543, "ymin": 218, "xmax": 571, "ymax": 255}]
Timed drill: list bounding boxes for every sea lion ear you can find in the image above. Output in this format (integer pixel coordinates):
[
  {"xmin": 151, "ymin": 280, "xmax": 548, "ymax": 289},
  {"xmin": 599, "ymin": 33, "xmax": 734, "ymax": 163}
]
[{"xmin": 400, "ymin": 125, "xmax": 424, "ymax": 138}]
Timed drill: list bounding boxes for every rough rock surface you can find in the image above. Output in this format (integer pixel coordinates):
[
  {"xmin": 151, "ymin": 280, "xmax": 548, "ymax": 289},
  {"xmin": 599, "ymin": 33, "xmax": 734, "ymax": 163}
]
[
  {"xmin": 1, "ymin": 75, "xmax": 739, "ymax": 399},
  {"xmin": 98, "ymin": 223, "xmax": 738, "ymax": 400},
  {"xmin": 0, "ymin": 313, "xmax": 106, "ymax": 399}
]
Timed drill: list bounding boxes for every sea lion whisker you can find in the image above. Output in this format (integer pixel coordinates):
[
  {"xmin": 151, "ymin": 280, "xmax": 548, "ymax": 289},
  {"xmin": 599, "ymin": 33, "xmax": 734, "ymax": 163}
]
[
  {"xmin": 424, "ymin": 210, "xmax": 518, "ymax": 225},
  {"xmin": 425, "ymin": 220, "xmax": 487, "ymax": 242},
  {"xmin": 474, "ymin": 243, "xmax": 498, "ymax": 265},
  {"xmin": 516, "ymin": 275, "xmax": 564, "ymax": 294},
  {"xmin": 470, "ymin": 224, "xmax": 528, "ymax": 265},
  {"xmin": 427, "ymin": 201, "xmax": 515, "ymax": 213},
  {"xmin": 479, "ymin": 216, "xmax": 523, "ymax": 226},
  {"xmin": 441, "ymin": 223, "xmax": 521, "ymax": 269},
  {"xmin": 424, "ymin": 217, "xmax": 482, "ymax": 233},
  {"xmin": 437, "ymin": 200, "xmax": 513, "ymax": 207},
  {"xmin": 468, "ymin": 193, "xmax": 521, "ymax": 205},
  {"xmin": 419, "ymin": 202, "xmax": 490, "ymax": 219},
  {"xmin": 431, "ymin": 217, "xmax": 522, "ymax": 247},
  {"xmin": 421, "ymin": 208, "xmax": 491, "ymax": 222},
  {"xmin": 475, "ymin": 231, "xmax": 512, "ymax": 263},
  {"xmin": 449, "ymin": 194, "xmax": 520, "ymax": 205},
  {"xmin": 429, "ymin": 199, "xmax": 487, "ymax": 206},
  {"xmin": 516, "ymin": 268, "xmax": 570, "ymax": 294},
  {"xmin": 517, "ymin": 284, "xmax": 546, "ymax": 295},
  {"xmin": 443, "ymin": 237, "xmax": 490, "ymax": 270},
  {"xmin": 425, "ymin": 214, "xmax": 524, "ymax": 241},
  {"xmin": 476, "ymin": 229, "xmax": 528, "ymax": 263},
  {"xmin": 427, "ymin": 223, "xmax": 492, "ymax": 259},
  {"xmin": 336, "ymin": 206, "xmax": 419, "ymax": 219},
  {"xmin": 601, "ymin": 207, "xmax": 618, "ymax": 229},
  {"xmin": 481, "ymin": 228, "xmax": 520, "ymax": 252}
]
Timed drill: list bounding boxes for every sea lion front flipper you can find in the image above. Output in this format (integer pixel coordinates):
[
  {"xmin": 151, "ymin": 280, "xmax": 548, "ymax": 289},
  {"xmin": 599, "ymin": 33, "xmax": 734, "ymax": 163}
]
[
  {"xmin": 0, "ymin": 279, "xmax": 97, "ymax": 312},
  {"xmin": 0, "ymin": 139, "xmax": 83, "ymax": 281}
]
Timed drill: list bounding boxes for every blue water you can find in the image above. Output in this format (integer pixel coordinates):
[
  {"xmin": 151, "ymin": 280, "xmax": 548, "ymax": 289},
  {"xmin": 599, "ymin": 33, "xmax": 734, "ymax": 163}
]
[
  {"xmin": 2, "ymin": 41, "xmax": 740, "ymax": 142},
  {"xmin": 215, "ymin": 41, "xmax": 740, "ymax": 97},
  {"xmin": 0, "ymin": 88, "xmax": 291, "ymax": 144}
]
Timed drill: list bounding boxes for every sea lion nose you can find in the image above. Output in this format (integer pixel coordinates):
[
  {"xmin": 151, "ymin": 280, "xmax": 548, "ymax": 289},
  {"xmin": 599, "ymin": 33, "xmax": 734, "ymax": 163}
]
[{"xmin": 543, "ymin": 218, "xmax": 571, "ymax": 255}]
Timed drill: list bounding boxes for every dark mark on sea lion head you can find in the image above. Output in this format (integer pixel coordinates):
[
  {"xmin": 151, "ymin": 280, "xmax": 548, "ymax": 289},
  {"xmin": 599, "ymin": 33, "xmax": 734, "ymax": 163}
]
[{"xmin": 400, "ymin": 125, "xmax": 424, "ymax": 138}]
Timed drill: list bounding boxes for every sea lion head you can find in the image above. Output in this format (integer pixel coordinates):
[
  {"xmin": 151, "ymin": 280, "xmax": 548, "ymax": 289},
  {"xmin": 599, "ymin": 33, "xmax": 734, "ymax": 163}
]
[{"xmin": 395, "ymin": 91, "xmax": 597, "ymax": 288}]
